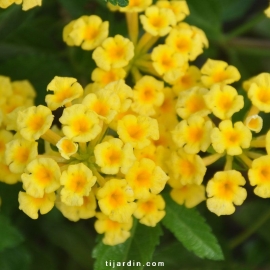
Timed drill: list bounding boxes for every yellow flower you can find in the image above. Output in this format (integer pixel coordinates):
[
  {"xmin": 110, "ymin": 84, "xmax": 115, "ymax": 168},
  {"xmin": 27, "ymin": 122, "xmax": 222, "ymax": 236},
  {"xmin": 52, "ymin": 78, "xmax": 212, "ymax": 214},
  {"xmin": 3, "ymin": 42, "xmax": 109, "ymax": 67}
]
[
  {"xmin": 56, "ymin": 191, "xmax": 96, "ymax": 221},
  {"xmin": 0, "ymin": 75, "xmax": 12, "ymax": 104},
  {"xmin": 168, "ymin": 149, "xmax": 206, "ymax": 186},
  {"xmin": 156, "ymin": 0, "xmax": 189, "ymax": 22},
  {"xmin": 93, "ymin": 35, "xmax": 134, "ymax": 71},
  {"xmin": 95, "ymin": 212, "xmax": 133, "ymax": 246},
  {"xmin": 204, "ymin": 84, "xmax": 244, "ymax": 120},
  {"xmin": 94, "ymin": 138, "xmax": 136, "ymax": 175},
  {"xmin": 117, "ymin": 114, "xmax": 159, "ymax": 149},
  {"xmin": 56, "ymin": 137, "xmax": 78, "ymax": 160},
  {"xmin": 0, "ymin": 130, "xmax": 13, "ymax": 162},
  {"xmin": 82, "ymin": 90, "xmax": 120, "ymax": 124},
  {"xmin": 59, "ymin": 104, "xmax": 102, "ymax": 142},
  {"xmin": 171, "ymin": 115, "xmax": 213, "ymax": 154},
  {"xmin": 126, "ymin": 158, "xmax": 168, "ymax": 199},
  {"xmin": 22, "ymin": 158, "xmax": 61, "ymax": 198},
  {"xmin": 46, "ymin": 76, "xmax": 83, "ymax": 110},
  {"xmin": 97, "ymin": 178, "xmax": 136, "ymax": 223},
  {"xmin": 170, "ymin": 184, "xmax": 205, "ymax": 208},
  {"xmin": 18, "ymin": 191, "xmax": 55, "ymax": 220},
  {"xmin": 5, "ymin": 138, "xmax": 38, "ymax": 173},
  {"xmin": 134, "ymin": 194, "xmax": 165, "ymax": 227},
  {"xmin": 206, "ymin": 170, "xmax": 247, "ymax": 216},
  {"xmin": 131, "ymin": 75, "xmax": 164, "ymax": 116},
  {"xmin": 17, "ymin": 105, "xmax": 54, "ymax": 141},
  {"xmin": 247, "ymin": 73, "xmax": 270, "ymax": 112},
  {"xmin": 245, "ymin": 115, "xmax": 263, "ymax": 133},
  {"xmin": 140, "ymin": 6, "xmax": 176, "ymax": 36},
  {"xmin": 119, "ymin": 0, "xmax": 152, "ymax": 12},
  {"xmin": 60, "ymin": 163, "xmax": 97, "ymax": 206},
  {"xmin": 11, "ymin": 80, "xmax": 36, "ymax": 100},
  {"xmin": 5, "ymin": 106, "xmax": 27, "ymax": 131},
  {"xmin": 21, "ymin": 0, "xmax": 41, "ymax": 10},
  {"xmin": 201, "ymin": 59, "xmax": 241, "ymax": 88},
  {"xmin": 91, "ymin": 67, "xmax": 126, "ymax": 87},
  {"xmin": 248, "ymin": 155, "xmax": 270, "ymax": 198},
  {"xmin": 0, "ymin": 162, "xmax": 21, "ymax": 184},
  {"xmin": 176, "ymin": 86, "xmax": 210, "ymax": 119},
  {"xmin": 63, "ymin": 20, "xmax": 76, "ymax": 46},
  {"xmin": 211, "ymin": 120, "xmax": 252, "ymax": 156},
  {"xmin": 264, "ymin": 6, "xmax": 270, "ymax": 17}
]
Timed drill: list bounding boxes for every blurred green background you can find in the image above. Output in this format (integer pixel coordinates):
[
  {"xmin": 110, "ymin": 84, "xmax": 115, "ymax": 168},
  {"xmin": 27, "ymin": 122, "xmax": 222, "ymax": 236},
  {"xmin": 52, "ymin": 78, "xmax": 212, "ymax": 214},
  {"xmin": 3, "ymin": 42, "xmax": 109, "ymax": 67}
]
[{"xmin": 1, "ymin": 0, "xmax": 270, "ymax": 269}]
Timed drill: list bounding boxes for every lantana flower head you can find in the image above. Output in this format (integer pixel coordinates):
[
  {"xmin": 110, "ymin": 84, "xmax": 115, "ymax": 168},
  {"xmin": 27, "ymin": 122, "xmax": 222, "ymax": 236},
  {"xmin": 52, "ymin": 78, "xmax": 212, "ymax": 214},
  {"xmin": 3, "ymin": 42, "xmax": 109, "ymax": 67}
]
[
  {"xmin": 248, "ymin": 155, "xmax": 270, "ymax": 198},
  {"xmin": 204, "ymin": 84, "xmax": 244, "ymax": 120},
  {"xmin": 17, "ymin": 105, "xmax": 54, "ymax": 141},
  {"xmin": 126, "ymin": 158, "xmax": 169, "ymax": 199},
  {"xmin": 63, "ymin": 15, "xmax": 109, "ymax": 50},
  {"xmin": 22, "ymin": 158, "xmax": 61, "ymax": 198},
  {"xmin": 97, "ymin": 178, "xmax": 136, "ymax": 223},
  {"xmin": 95, "ymin": 212, "xmax": 133, "ymax": 246},
  {"xmin": 201, "ymin": 59, "xmax": 241, "ymax": 88},
  {"xmin": 140, "ymin": 6, "xmax": 176, "ymax": 36},
  {"xmin": 94, "ymin": 138, "xmax": 136, "ymax": 175},
  {"xmin": 93, "ymin": 35, "xmax": 134, "ymax": 71},
  {"xmin": 206, "ymin": 170, "xmax": 247, "ymax": 216},
  {"xmin": 46, "ymin": 76, "xmax": 84, "ymax": 110},
  {"xmin": 176, "ymin": 86, "xmax": 210, "ymax": 119},
  {"xmin": 59, "ymin": 104, "xmax": 102, "ymax": 142},
  {"xmin": 60, "ymin": 163, "xmax": 97, "ymax": 206},
  {"xmin": 134, "ymin": 194, "xmax": 165, "ymax": 227},
  {"xmin": 211, "ymin": 120, "xmax": 252, "ymax": 156}
]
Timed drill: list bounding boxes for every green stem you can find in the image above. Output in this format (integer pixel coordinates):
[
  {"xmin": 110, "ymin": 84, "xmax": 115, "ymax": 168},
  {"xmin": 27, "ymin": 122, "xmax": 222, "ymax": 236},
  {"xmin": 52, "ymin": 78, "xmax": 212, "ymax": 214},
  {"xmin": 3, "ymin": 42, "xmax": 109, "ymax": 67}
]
[
  {"xmin": 224, "ymin": 13, "xmax": 265, "ymax": 42},
  {"xmin": 229, "ymin": 209, "xmax": 270, "ymax": 249}
]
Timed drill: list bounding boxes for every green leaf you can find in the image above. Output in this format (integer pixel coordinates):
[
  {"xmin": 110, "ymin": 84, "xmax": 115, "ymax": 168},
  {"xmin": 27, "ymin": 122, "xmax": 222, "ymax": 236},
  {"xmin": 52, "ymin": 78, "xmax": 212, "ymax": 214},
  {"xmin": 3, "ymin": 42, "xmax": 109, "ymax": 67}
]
[
  {"xmin": 102, "ymin": 0, "xmax": 129, "ymax": 7},
  {"xmin": 93, "ymin": 219, "xmax": 162, "ymax": 270},
  {"xmin": 0, "ymin": 214, "xmax": 24, "ymax": 252},
  {"xmin": 162, "ymin": 194, "xmax": 224, "ymax": 260}
]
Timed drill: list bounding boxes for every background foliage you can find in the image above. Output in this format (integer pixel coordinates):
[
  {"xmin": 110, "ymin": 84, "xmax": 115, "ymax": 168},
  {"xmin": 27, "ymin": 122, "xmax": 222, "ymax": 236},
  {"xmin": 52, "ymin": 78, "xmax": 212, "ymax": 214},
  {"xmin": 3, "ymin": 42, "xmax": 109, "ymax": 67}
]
[{"xmin": 1, "ymin": 0, "xmax": 270, "ymax": 269}]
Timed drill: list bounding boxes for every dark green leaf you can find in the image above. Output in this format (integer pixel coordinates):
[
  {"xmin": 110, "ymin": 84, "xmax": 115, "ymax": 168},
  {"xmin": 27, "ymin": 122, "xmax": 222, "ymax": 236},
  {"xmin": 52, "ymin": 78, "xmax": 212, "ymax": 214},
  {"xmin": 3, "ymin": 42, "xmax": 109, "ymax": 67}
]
[
  {"xmin": 93, "ymin": 219, "xmax": 162, "ymax": 270},
  {"xmin": 0, "ymin": 214, "xmax": 24, "ymax": 252},
  {"xmin": 162, "ymin": 194, "xmax": 224, "ymax": 260}
]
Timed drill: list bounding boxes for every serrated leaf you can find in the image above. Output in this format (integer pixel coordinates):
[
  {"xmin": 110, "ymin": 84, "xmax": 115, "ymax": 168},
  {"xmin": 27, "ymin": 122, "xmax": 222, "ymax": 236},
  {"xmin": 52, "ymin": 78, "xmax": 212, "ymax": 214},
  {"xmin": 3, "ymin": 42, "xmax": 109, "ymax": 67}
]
[
  {"xmin": 0, "ymin": 214, "xmax": 24, "ymax": 252},
  {"xmin": 93, "ymin": 219, "xmax": 162, "ymax": 270},
  {"xmin": 162, "ymin": 194, "xmax": 224, "ymax": 260}
]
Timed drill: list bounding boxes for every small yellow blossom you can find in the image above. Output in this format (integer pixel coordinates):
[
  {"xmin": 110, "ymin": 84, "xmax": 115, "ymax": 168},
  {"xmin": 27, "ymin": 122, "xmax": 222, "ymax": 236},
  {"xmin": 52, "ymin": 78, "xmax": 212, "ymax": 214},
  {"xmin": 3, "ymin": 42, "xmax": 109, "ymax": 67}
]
[
  {"xmin": 156, "ymin": 0, "xmax": 189, "ymax": 22},
  {"xmin": 0, "ymin": 163, "xmax": 21, "ymax": 184},
  {"xmin": 201, "ymin": 59, "xmax": 241, "ymax": 88},
  {"xmin": 176, "ymin": 86, "xmax": 210, "ymax": 119},
  {"xmin": 46, "ymin": 76, "xmax": 84, "ymax": 110},
  {"xmin": 0, "ymin": 75, "xmax": 12, "ymax": 104},
  {"xmin": 171, "ymin": 115, "xmax": 213, "ymax": 154},
  {"xmin": 264, "ymin": 6, "xmax": 270, "ymax": 17},
  {"xmin": 248, "ymin": 155, "xmax": 270, "ymax": 198},
  {"xmin": 59, "ymin": 104, "xmax": 102, "ymax": 142},
  {"xmin": 119, "ymin": 0, "xmax": 152, "ymax": 12},
  {"xmin": 117, "ymin": 114, "xmax": 159, "ymax": 149},
  {"xmin": 95, "ymin": 212, "xmax": 133, "ymax": 246},
  {"xmin": 206, "ymin": 170, "xmax": 247, "ymax": 216},
  {"xmin": 97, "ymin": 178, "xmax": 136, "ymax": 223},
  {"xmin": 5, "ymin": 138, "xmax": 38, "ymax": 173},
  {"xmin": 0, "ymin": 130, "xmax": 13, "ymax": 161},
  {"xmin": 11, "ymin": 80, "xmax": 36, "ymax": 101},
  {"xmin": 204, "ymin": 84, "xmax": 244, "ymax": 120},
  {"xmin": 17, "ymin": 105, "xmax": 54, "ymax": 141},
  {"xmin": 91, "ymin": 67, "xmax": 126, "ymax": 87},
  {"xmin": 22, "ymin": 0, "xmax": 41, "ymax": 10},
  {"xmin": 5, "ymin": 106, "xmax": 27, "ymax": 131},
  {"xmin": 22, "ymin": 158, "xmax": 61, "ymax": 198},
  {"xmin": 64, "ymin": 15, "xmax": 109, "ymax": 50},
  {"xmin": 170, "ymin": 184, "xmax": 205, "ymax": 208},
  {"xmin": 211, "ymin": 120, "xmax": 252, "ymax": 156},
  {"xmin": 60, "ymin": 163, "xmax": 97, "ymax": 206},
  {"xmin": 126, "ymin": 158, "xmax": 168, "ymax": 199},
  {"xmin": 168, "ymin": 149, "xmax": 206, "ymax": 186},
  {"xmin": 94, "ymin": 138, "xmax": 136, "ymax": 175},
  {"xmin": 131, "ymin": 75, "xmax": 164, "ymax": 116},
  {"xmin": 247, "ymin": 73, "xmax": 270, "ymax": 112},
  {"xmin": 140, "ymin": 6, "xmax": 176, "ymax": 36},
  {"xmin": 245, "ymin": 115, "xmax": 263, "ymax": 133},
  {"xmin": 56, "ymin": 191, "xmax": 96, "ymax": 221},
  {"xmin": 93, "ymin": 35, "xmax": 134, "ymax": 71},
  {"xmin": 56, "ymin": 137, "xmax": 78, "ymax": 160},
  {"xmin": 134, "ymin": 194, "xmax": 165, "ymax": 227},
  {"xmin": 18, "ymin": 191, "xmax": 55, "ymax": 220}
]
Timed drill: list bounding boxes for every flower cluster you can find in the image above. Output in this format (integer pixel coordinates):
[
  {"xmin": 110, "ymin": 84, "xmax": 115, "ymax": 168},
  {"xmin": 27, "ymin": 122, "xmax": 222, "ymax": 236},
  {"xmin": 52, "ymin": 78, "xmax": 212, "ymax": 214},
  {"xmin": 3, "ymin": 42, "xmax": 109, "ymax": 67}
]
[{"xmin": 2, "ymin": 0, "xmax": 270, "ymax": 247}]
